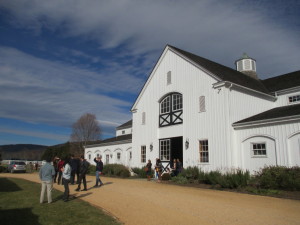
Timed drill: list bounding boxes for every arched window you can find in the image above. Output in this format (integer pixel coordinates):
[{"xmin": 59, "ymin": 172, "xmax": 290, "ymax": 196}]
[{"xmin": 159, "ymin": 93, "xmax": 183, "ymax": 127}]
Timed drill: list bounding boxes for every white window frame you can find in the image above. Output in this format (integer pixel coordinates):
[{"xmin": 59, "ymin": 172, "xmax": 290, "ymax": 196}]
[
  {"xmin": 160, "ymin": 139, "xmax": 170, "ymax": 161},
  {"xmin": 141, "ymin": 146, "xmax": 146, "ymax": 163},
  {"xmin": 288, "ymin": 95, "xmax": 300, "ymax": 104},
  {"xmin": 173, "ymin": 94, "xmax": 183, "ymax": 111},
  {"xmin": 160, "ymin": 96, "xmax": 171, "ymax": 114},
  {"xmin": 199, "ymin": 140, "xmax": 209, "ymax": 163},
  {"xmin": 251, "ymin": 142, "xmax": 267, "ymax": 157}
]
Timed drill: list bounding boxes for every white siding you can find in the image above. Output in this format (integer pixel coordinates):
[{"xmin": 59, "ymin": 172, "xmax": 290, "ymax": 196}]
[
  {"xmin": 235, "ymin": 122, "xmax": 300, "ymax": 173},
  {"xmin": 116, "ymin": 127, "xmax": 132, "ymax": 137}
]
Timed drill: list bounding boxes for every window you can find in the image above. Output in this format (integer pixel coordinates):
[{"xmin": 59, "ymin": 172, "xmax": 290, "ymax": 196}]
[
  {"xmin": 288, "ymin": 95, "xmax": 300, "ymax": 104},
  {"xmin": 199, "ymin": 96, "xmax": 205, "ymax": 112},
  {"xmin": 167, "ymin": 71, "xmax": 171, "ymax": 85},
  {"xmin": 252, "ymin": 143, "xmax": 266, "ymax": 156},
  {"xmin": 173, "ymin": 94, "xmax": 182, "ymax": 111},
  {"xmin": 159, "ymin": 93, "xmax": 183, "ymax": 127},
  {"xmin": 141, "ymin": 146, "xmax": 146, "ymax": 163},
  {"xmin": 199, "ymin": 140, "xmax": 209, "ymax": 163},
  {"xmin": 117, "ymin": 152, "xmax": 121, "ymax": 160},
  {"xmin": 88, "ymin": 154, "xmax": 91, "ymax": 160},
  {"xmin": 122, "ymin": 130, "xmax": 125, "ymax": 134},
  {"xmin": 160, "ymin": 96, "xmax": 170, "ymax": 114},
  {"xmin": 142, "ymin": 112, "xmax": 146, "ymax": 125},
  {"xmin": 96, "ymin": 153, "xmax": 100, "ymax": 157},
  {"xmin": 130, "ymin": 151, "xmax": 132, "ymax": 160},
  {"xmin": 160, "ymin": 139, "xmax": 170, "ymax": 161},
  {"xmin": 106, "ymin": 154, "xmax": 109, "ymax": 164}
]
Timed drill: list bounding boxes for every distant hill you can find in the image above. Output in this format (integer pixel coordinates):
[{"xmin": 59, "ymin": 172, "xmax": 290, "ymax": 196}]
[{"xmin": 0, "ymin": 144, "xmax": 48, "ymax": 160}]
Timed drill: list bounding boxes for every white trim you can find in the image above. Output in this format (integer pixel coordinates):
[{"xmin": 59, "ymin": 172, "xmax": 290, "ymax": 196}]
[{"xmin": 233, "ymin": 115, "xmax": 300, "ymax": 129}]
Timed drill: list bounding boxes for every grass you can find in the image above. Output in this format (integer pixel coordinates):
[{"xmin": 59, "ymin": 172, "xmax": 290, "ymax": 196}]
[{"xmin": 0, "ymin": 178, "xmax": 121, "ymax": 225}]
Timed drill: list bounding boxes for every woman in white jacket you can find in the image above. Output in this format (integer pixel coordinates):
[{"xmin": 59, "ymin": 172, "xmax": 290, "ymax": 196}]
[{"xmin": 61, "ymin": 157, "xmax": 71, "ymax": 202}]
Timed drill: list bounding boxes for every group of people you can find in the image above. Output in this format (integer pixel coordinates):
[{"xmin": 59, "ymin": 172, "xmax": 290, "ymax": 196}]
[
  {"xmin": 39, "ymin": 155, "xmax": 104, "ymax": 204},
  {"xmin": 145, "ymin": 158, "xmax": 183, "ymax": 182}
]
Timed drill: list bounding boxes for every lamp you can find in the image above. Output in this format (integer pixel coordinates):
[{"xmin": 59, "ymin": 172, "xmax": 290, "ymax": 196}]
[
  {"xmin": 150, "ymin": 143, "xmax": 153, "ymax": 151},
  {"xmin": 185, "ymin": 138, "xmax": 189, "ymax": 149}
]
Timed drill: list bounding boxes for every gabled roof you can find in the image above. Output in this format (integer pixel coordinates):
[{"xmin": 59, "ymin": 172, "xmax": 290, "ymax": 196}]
[
  {"xmin": 261, "ymin": 70, "xmax": 300, "ymax": 92},
  {"xmin": 116, "ymin": 120, "xmax": 132, "ymax": 130},
  {"xmin": 233, "ymin": 104, "xmax": 300, "ymax": 126},
  {"xmin": 168, "ymin": 45, "xmax": 270, "ymax": 94},
  {"xmin": 85, "ymin": 134, "xmax": 132, "ymax": 148}
]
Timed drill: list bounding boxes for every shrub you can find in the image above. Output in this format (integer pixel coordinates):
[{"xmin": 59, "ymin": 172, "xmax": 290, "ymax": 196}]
[
  {"xmin": 87, "ymin": 165, "xmax": 96, "ymax": 176},
  {"xmin": 102, "ymin": 164, "xmax": 130, "ymax": 178},
  {"xmin": 161, "ymin": 173, "xmax": 171, "ymax": 181},
  {"xmin": 171, "ymin": 175, "xmax": 188, "ymax": 184},
  {"xmin": 0, "ymin": 165, "xmax": 7, "ymax": 173},
  {"xmin": 131, "ymin": 167, "xmax": 154, "ymax": 178},
  {"xmin": 180, "ymin": 166, "xmax": 200, "ymax": 180},
  {"xmin": 252, "ymin": 166, "xmax": 300, "ymax": 191}
]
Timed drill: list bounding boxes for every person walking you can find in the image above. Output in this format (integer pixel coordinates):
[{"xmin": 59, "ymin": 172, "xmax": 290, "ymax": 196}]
[
  {"xmin": 146, "ymin": 159, "xmax": 152, "ymax": 181},
  {"xmin": 155, "ymin": 158, "xmax": 163, "ymax": 182},
  {"xmin": 62, "ymin": 157, "xmax": 71, "ymax": 202},
  {"xmin": 75, "ymin": 155, "xmax": 89, "ymax": 191},
  {"xmin": 93, "ymin": 156, "xmax": 104, "ymax": 187},
  {"xmin": 39, "ymin": 157, "xmax": 55, "ymax": 204}
]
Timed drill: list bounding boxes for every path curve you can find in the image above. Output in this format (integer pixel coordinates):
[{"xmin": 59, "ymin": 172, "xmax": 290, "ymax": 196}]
[{"xmin": 1, "ymin": 173, "xmax": 300, "ymax": 225}]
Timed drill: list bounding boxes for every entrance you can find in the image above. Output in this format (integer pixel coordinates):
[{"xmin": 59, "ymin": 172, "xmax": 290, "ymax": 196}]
[{"xmin": 159, "ymin": 136, "xmax": 183, "ymax": 169}]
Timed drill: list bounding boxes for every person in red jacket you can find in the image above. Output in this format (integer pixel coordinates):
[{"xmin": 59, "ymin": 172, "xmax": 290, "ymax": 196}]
[{"xmin": 57, "ymin": 158, "xmax": 65, "ymax": 185}]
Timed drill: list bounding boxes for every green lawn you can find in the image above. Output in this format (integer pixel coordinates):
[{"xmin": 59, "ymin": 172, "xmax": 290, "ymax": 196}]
[{"xmin": 0, "ymin": 178, "xmax": 121, "ymax": 225}]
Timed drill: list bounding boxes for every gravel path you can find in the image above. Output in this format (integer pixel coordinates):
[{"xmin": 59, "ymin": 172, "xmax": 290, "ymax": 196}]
[{"xmin": 1, "ymin": 173, "xmax": 300, "ymax": 225}]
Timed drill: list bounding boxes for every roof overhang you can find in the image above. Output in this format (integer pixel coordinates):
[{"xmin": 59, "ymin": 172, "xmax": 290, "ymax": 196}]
[
  {"xmin": 233, "ymin": 115, "xmax": 300, "ymax": 129},
  {"xmin": 213, "ymin": 81, "xmax": 276, "ymax": 101}
]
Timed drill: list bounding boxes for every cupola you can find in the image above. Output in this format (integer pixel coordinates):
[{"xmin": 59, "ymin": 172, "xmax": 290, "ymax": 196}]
[{"xmin": 235, "ymin": 53, "xmax": 257, "ymax": 79}]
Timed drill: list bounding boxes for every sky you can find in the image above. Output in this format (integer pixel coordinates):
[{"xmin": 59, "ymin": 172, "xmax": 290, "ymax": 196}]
[{"xmin": 0, "ymin": 0, "xmax": 299, "ymax": 146}]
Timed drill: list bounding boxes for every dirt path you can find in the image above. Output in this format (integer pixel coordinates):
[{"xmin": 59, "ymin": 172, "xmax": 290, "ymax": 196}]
[{"xmin": 1, "ymin": 173, "xmax": 300, "ymax": 225}]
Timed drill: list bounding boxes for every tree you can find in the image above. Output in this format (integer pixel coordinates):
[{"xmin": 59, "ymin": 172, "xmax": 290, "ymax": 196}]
[{"xmin": 70, "ymin": 113, "xmax": 101, "ymax": 155}]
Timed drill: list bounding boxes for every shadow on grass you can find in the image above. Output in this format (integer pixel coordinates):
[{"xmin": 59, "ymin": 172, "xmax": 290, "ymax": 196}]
[
  {"xmin": 0, "ymin": 178, "xmax": 22, "ymax": 192},
  {"xmin": 0, "ymin": 208, "xmax": 40, "ymax": 225}
]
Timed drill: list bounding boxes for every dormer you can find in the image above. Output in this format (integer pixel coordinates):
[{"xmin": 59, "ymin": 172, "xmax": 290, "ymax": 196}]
[
  {"xmin": 116, "ymin": 120, "xmax": 132, "ymax": 137},
  {"xmin": 235, "ymin": 53, "xmax": 258, "ymax": 79}
]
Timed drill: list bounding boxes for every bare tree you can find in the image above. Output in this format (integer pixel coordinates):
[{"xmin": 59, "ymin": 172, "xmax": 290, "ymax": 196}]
[{"xmin": 70, "ymin": 113, "xmax": 101, "ymax": 155}]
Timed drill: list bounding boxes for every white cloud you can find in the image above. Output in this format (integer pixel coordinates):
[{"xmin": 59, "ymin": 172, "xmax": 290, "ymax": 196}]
[
  {"xmin": 0, "ymin": 46, "xmax": 134, "ymax": 127},
  {"xmin": 0, "ymin": 0, "xmax": 299, "ymax": 77},
  {"xmin": 0, "ymin": 127, "xmax": 69, "ymax": 142}
]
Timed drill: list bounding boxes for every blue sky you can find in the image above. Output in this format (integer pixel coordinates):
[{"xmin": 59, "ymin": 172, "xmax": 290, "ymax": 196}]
[{"xmin": 0, "ymin": 0, "xmax": 299, "ymax": 146}]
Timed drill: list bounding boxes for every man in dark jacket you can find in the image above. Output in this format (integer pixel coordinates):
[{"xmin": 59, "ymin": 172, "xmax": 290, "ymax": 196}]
[
  {"xmin": 75, "ymin": 155, "xmax": 89, "ymax": 191},
  {"xmin": 94, "ymin": 156, "xmax": 104, "ymax": 187},
  {"xmin": 70, "ymin": 154, "xmax": 78, "ymax": 185}
]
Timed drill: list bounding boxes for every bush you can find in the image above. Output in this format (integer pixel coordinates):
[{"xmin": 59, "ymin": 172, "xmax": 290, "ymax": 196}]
[
  {"xmin": 171, "ymin": 176, "xmax": 188, "ymax": 184},
  {"xmin": 87, "ymin": 165, "xmax": 96, "ymax": 176},
  {"xmin": 161, "ymin": 173, "xmax": 171, "ymax": 181},
  {"xmin": 180, "ymin": 166, "xmax": 200, "ymax": 180},
  {"xmin": 252, "ymin": 166, "xmax": 300, "ymax": 191},
  {"xmin": 0, "ymin": 165, "xmax": 7, "ymax": 173},
  {"xmin": 131, "ymin": 167, "xmax": 154, "ymax": 178},
  {"xmin": 197, "ymin": 169, "xmax": 250, "ymax": 189},
  {"xmin": 102, "ymin": 164, "xmax": 130, "ymax": 178}
]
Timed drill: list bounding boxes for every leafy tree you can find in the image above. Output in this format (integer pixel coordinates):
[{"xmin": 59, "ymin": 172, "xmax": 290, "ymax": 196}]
[
  {"xmin": 41, "ymin": 142, "xmax": 71, "ymax": 160},
  {"xmin": 70, "ymin": 113, "xmax": 101, "ymax": 155}
]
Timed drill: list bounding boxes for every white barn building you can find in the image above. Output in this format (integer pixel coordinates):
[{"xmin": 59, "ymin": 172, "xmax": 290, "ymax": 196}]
[{"xmin": 85, "ymin": 45, "xmax": 300, "ymax": 174}]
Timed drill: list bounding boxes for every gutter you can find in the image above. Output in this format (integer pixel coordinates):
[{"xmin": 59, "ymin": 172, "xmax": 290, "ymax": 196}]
[
  {"xmin": 233, "ymin": 115, "xmax": 300, "ymax": 129},
  {"xmin": 213, "ymin": 81, "xmax": 276, "ymax": 101}
]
